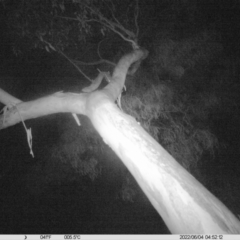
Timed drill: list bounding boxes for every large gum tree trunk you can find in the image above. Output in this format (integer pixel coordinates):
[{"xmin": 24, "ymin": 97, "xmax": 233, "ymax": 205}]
[{"xmin": 86, "ymin": 90, "xmax": 240, "ymax": 234}]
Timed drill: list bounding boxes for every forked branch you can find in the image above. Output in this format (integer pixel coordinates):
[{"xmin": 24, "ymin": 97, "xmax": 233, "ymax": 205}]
[{"xmin": 82, "ymin": 0, "xmax": 139, "ymax": 49}]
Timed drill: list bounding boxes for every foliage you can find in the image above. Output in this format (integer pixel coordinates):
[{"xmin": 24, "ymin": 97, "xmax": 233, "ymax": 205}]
[
  {"xmin": 116, "ymin": 172, "xmax": 138, "ymax": 202},
  {"xmin": 6, "ymin": 0, "xmax": 91, "ymax": 54},
  {"xmin": 50, "ymin": 115, "xmax": 103, "ymax": 181},
  {"xmin": 151, "ymin": 30, "xmax": 222, "ymax": 80},
  {"xmin": 123, "ymin": 71, "xmax": 219, "ymax": 172},
  {"xmin": 5, "ymin": 0, "xmax": 139, "ymax": 55}
]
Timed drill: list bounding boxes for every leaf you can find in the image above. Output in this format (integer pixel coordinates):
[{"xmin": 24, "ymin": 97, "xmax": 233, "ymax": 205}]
[
  {"xmin": 100, "ymin": 28, "xmax": 105, "ymax": 36},
  {"xmin": 45, "ymin": 45, "xmax": 50, "ymax": 52},
  {"xmin": 59, "ymin": 3, "xmax": 65, "ymax": 12},
  {"xmin": 48, "ymin": 44, "xmax": 56, "ymax": 51}
]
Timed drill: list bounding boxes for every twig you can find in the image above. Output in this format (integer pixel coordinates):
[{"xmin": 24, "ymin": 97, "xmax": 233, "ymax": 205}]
[
  {"xmin": 134, "ymin": 0, "xmax": 139, "ymax": 37},
  {"xmin": 83, "ymin": 4, "xmax": 138, "ymax": 49},
  {"xmin": 73, "ymin": 59, "xmax": 116, "ymax": 67},
  {"xmin": 57, "ymin": 49, "xmax": 92, "ymax": 82},
  {"xmin": 38, "ymin": 36, "xmax": 92, "ymax": 82}
]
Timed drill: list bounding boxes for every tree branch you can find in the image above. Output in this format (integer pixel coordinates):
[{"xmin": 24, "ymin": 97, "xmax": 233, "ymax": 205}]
[
  {"xmin": 74, "ymin": 59, "xmax": 116, "ymax": 67},
  {"xmin": 57, "ymin": 49, "xmax": 93, "ymax": 82},
  {"xmin": 0, "ymin": 48, "xmax": 147, "ymax": 130},
  {"xmin": 103, "ymin": 48, "xmax": 148, "ymax": 100},
  {"xmin": 83, "ymin": 3, "xmax": 139, "ymax": 49},
  {"xmin": 134, "ymin": 0, "xmax": 139, "ymax": 37},
  {"xmin": 38, "ymin": 36, "xmax": 93, "ymax": 82},
  {"xmin": 82, "ymin": 71, "xmax": 111, "ymax": 93},
  {"xmin": 0, "ymin": 88, "xmax": 22, "ymax": 105},
  {"xmin": 0, "ymin": 90, "xmax": 88, "ymax": 129}
]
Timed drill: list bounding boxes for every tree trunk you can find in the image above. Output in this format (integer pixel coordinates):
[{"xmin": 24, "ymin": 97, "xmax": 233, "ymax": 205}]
[{"xmin": 86, "ymin": 90, "xmax": 240, "ymax": 234}]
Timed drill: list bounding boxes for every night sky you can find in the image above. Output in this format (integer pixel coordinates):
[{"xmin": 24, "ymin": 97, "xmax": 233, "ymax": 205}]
[{"xmin": 0, "ymin": 0, "xmax": 240, "ymax": 235}]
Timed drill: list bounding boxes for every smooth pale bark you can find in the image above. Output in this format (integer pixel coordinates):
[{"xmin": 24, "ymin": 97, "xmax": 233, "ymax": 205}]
[
  {"xmin": 0, "ymin": 49, "xmax": 147, "ymax": 129},
  {"xmin": 86, "ymin": 91, "xmax": 240, "ymax": 234},
  {"xmin": 0, "ymin": 91, "xmax": 88, "ymax": 129},
  {"xmin": 0, "ymin": 49, "xmax": 240, "ymax": 233}
]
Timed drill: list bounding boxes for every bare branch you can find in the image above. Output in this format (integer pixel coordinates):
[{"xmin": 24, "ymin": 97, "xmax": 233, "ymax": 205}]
[
  {"xmin": 82, "ymin": 71, "xmax": 111, "ymax": 93},
  {"xmin": 96, "ymin": 39, "xmax": 116, "ymax": 67},
  {"xmin": 83, "ymin": 3, "xmax": 139, "ymax": 49},
  {"xmin": 0, "ymin": 90, "xmax": 88, "ymax": 129},
  {"xmin": 134, "ymin": 0, "xmax": 139, "ymax": 37},
  {"xmin": 102, "ymin": 0, "xmax": 121, "ymax": 25},
  {"xmin": 73, "ymin": 40, "xmax": 116, "ymax": 72},
  {"xmin": 0, "ymin": 88, "xmax": 22, "ymax": 106},
  {"xmin": 55, "ymin": 15, "xmax": 79, "ymax": 22},
  {"xmin": 103, "ymin": 48, "xmax": 149, "ymax": 100},
  {"xmin": 75, "ymin": 39, "xmax": 116, "ymax": 68},
  {"xmin": 74, "ymin": 59, "xmax": 116, "ymax": 67},
  {"xmin": 38, "ymin": 37, "xmax": 93, "ymax": 82},
  {"xmin": 57, "ymin": 49, "xmax": 92, "ymax": 82},
  {"xmin": 53, "ymin": 1, "xmax": 140, "ymax": 50}
]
